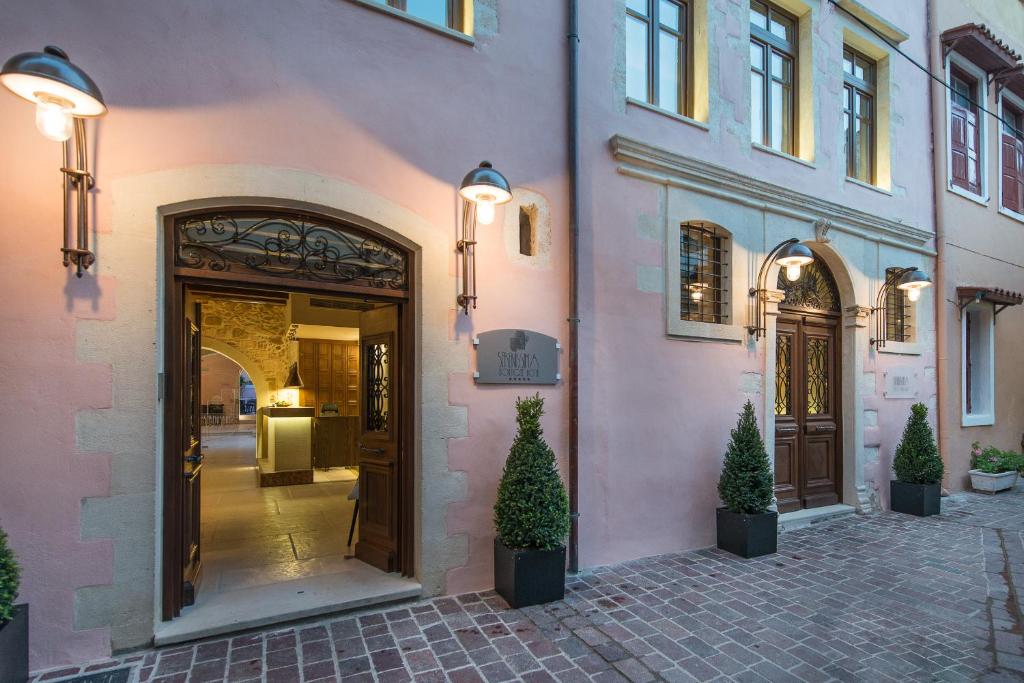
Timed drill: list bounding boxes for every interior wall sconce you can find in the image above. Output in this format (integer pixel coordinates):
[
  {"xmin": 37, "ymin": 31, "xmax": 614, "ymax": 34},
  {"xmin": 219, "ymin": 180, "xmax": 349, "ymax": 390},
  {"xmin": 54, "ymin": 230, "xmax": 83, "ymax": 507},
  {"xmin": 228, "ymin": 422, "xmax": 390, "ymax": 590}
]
[
  {"xmin": 746, "ymin": 239, "xmax": 814, "ymax": 339},
  {"xmin": 1, "ymin": 46, "xmax": 107, "ymax": 277},
  {"xmin": 870, "ymin": 267, "xmax": 932, "ymax": 347},
  {"xmin": 457, "ymin": 161, "xmax": 512, "ymax": 314}
]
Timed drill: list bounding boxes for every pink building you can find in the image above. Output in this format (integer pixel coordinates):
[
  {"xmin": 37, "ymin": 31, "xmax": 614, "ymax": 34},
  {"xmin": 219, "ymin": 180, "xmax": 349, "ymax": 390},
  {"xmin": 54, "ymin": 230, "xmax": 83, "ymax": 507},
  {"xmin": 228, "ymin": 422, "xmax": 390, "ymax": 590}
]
[{"xmin": 0, "ymin": 0, "xmax": 939, "ymax": 670}]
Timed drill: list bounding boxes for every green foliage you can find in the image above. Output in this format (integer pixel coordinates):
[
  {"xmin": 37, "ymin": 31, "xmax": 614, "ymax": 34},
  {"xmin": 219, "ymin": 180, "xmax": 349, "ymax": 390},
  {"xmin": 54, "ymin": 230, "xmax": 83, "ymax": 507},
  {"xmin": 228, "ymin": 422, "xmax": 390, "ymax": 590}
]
[
  {"xmin": 0, "ymin": 526, "xmax": 19, "ymax": 624},
  {"xmin": 717, "ymin": 401, "xmax": 774, "ymax": 514},
  {"xmin": 494, "ymin": 395, "xmax": 571, "ymax": 551},
  {"xmin": 971, "ymin": 441, "xmax": 1023, "ymax": 474},
  {"xmin": 892, "ymin": 403, "xmax": 944, "ymax": 485}
]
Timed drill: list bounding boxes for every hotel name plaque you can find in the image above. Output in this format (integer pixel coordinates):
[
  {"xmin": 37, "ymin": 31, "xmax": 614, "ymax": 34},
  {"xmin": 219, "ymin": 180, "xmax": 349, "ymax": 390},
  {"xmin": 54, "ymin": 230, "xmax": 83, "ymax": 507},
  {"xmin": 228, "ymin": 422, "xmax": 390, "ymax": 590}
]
[
  {"xmin": 883, "ymin": 366, "xmax": 918, "ymax": 399},
  {"xmin": 473, "ymin": 329, "xmax": 560, "ymax": 385}
]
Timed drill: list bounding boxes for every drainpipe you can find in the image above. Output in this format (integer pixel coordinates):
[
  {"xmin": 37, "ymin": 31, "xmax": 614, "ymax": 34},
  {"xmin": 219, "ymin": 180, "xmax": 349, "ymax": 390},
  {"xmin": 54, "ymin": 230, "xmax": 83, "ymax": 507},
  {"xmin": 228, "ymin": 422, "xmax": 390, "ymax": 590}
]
[
  {"xmin": 926, "ymin": 1, "xmax": 949, "ymax": 484},
  {"xmin": 567, "ymin": 0, "xmax": 581, "ymax": 574}
]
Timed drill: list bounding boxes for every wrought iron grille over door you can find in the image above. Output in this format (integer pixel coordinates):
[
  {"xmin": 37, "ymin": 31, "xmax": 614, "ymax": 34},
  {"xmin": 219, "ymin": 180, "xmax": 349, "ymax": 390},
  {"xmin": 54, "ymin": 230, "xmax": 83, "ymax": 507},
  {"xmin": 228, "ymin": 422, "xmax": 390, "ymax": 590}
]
[{"xmin": 175, "ymin": 212, "xmax": 408, "ymax": 290}]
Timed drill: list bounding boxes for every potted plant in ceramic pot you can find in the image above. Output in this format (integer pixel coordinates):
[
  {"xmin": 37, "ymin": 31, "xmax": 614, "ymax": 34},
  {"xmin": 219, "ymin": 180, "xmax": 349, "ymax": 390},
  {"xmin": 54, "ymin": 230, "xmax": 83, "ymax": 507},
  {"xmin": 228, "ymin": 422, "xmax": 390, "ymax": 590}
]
[
  {"xmin": 890, "ymin": 403, "xmax": 944, "ymax": 517},
  {"xmin": 969, "ymin": 442, "xmax": 1021, "ymax": 493},
  {"xmin": 0, "ymin": 525, "xmax": 27, "ymax": 683},
  {"xmin": 716, "ymin": 401, "xmax": 776, "ymax": 558},
  {"xmin": 493, "ymin": 395, "xmax": 570, "ymax": 608}
]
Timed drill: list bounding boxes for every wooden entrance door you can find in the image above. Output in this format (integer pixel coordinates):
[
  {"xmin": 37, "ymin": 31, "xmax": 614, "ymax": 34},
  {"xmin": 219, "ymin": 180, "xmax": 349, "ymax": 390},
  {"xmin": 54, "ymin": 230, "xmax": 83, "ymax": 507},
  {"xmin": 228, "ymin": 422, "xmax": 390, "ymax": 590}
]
[
  {"xmin": 181, "ymin": 302, "xmax": 203, "ymax": 605},
  {"xmin": 773, "ymin": 260, "xmax": 842, "ymax": 513},
  {"xmin": 356, "ymin": 304, "xmax": 400, "ymax": 572}
]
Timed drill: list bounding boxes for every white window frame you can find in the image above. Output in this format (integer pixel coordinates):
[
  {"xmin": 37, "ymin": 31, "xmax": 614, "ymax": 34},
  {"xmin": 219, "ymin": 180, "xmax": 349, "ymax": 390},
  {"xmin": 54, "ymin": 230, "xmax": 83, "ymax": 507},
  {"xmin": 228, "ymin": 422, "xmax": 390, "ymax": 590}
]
[
  {"xmin": 961, "ymin": 302, "xmax": 995, "ymax": 427},
  {"xmin": 944, "ymin": 52, "xmax": 989, "ymax": 205},
  {"xmin": 998, "ymin": 89, "xmax": 1024, "ymax": 224}
]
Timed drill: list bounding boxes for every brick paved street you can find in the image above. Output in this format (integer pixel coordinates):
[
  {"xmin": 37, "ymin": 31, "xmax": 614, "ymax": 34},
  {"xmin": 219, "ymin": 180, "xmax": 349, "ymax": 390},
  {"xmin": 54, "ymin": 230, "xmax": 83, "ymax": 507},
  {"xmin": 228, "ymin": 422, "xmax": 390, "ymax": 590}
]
[{"xmin": 32, "ymin": 489, "xmax": 1024, "ymax": 682}]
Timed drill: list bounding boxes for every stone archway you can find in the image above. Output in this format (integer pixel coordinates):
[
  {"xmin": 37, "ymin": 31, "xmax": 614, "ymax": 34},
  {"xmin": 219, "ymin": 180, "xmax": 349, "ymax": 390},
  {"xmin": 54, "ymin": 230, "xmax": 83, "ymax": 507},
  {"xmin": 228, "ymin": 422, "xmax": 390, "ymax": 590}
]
[
  {"xmin": 763, "ymin": 239, "xmax": 869, "ymax": 513},
  {"xmin": 200, "ymin": 339, "xmax": 271, "ymax": 409}
]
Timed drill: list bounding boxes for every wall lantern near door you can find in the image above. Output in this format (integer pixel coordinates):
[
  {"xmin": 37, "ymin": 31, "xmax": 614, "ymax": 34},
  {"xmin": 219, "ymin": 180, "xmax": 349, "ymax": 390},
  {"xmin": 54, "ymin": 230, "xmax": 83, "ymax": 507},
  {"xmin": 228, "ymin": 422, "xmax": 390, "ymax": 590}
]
[
  {"xmin": 457, "ymin": 161, "xmax": 512, "ymax": 314},
  {"xmin": 870, "ymin": 267, "xmax": 932, "ymax": 348},
  {"xmin": 747, "ymin": 239, "xmax": 814, "ymax": 339},
  {"xmin": 1, "ymin": 46, "xmax": 107, "ymax": 277}
]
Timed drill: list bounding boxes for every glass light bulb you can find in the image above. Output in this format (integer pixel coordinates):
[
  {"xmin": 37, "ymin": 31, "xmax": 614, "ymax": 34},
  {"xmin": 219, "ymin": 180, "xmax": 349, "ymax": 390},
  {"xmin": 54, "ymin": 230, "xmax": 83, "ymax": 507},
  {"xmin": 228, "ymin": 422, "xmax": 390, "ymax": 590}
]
[
  {"xmin": 476, "ymin": 200, "xmax": 495, "ymax": 225},
  {"xmin": 35, "ymin": 99, "xmax": 73, "ymax": 142},
  {"xmin": 785, "ymin": 264, "xmax": 802, "ymax": 281},
  {"xmin": 907, "ymin": 288, "xmax": 921, "ymax": 302},
  {"xmin": 691, "ymin": 289, "xmax": 703, "ymax": 301}
]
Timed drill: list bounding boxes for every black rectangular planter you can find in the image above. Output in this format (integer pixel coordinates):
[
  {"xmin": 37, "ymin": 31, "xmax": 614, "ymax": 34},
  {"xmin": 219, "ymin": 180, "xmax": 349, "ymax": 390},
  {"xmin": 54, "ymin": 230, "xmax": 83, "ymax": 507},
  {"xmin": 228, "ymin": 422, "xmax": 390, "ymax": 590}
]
[
  {"xmin": 494, "ymin": 538, "xmax": 565, "ymax": 608},
  {"xmin": 890, "ymin": 481, "xmax": 941, "ymax": 517},
  {"xmin": 716, "ymin": 508, "xmax": 778, "ymax": 558},
  {"xmin": 0, "ymin": 603, "xmax": 29, "ymax": 683}
]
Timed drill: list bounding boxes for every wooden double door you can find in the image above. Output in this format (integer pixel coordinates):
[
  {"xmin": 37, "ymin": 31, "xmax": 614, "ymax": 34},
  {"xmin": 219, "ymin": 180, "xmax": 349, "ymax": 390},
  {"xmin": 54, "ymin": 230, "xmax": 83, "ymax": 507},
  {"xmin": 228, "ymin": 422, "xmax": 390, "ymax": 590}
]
[{"xmin": 774, "ymin": 309, "xmax": 842, "ymax": 513}]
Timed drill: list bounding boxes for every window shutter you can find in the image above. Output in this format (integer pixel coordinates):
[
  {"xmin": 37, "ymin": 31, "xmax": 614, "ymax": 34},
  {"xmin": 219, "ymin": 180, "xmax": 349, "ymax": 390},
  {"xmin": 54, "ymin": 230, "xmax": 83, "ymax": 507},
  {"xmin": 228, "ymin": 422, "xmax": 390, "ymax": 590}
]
[
  {"xmin": 1003, "ymin": 133, "xmax": 1021, "ymax": 213},
  {"xmin": 951, "ymin": 105, "xmax": 970, "ymax": 190},
  {"xmin": 965, "ymin": 110, "xmax": 981, "ymax": 194},
  {"xmin": 1017, "ymin": 137, "xmax": 1024, "ymax": 212}
]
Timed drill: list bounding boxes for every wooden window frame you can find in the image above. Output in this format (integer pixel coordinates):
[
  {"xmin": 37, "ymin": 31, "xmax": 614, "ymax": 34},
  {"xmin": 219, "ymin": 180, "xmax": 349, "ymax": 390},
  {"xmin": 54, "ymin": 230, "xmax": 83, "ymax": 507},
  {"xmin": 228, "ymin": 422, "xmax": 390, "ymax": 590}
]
[
  {"xmin": 626, "ymin": 0, "xmax": 692, "ymax": 117},
  {"xmin": 948, "ymin": 59, "xmax": 985, "ymax": 197},
  {"xmin": 750, "ymin": 0, "xmax": 798, "ymax": 155},
  {"xmin": 843, "ymin": 46, "xmax": 876, "ymax": 184},
  {"xmin": 380, "ymin": 0, "xmax": 463, "ymax": 31},
  {"xmin": 1000, "ymin": 95, "xmax": 1024, "ymax": 216}
]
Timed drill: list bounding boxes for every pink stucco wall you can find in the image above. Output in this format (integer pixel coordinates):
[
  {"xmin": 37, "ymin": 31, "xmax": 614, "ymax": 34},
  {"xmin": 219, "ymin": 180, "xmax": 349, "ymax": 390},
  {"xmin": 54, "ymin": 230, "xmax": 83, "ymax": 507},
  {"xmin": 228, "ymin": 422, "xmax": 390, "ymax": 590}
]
[
  {"xmin": 0, "ymin": 0, "xmax": 944, "ymax": 671},
  {"xmin": 0, "ymin": 0, "xmax": 569, "ymax": 669}
]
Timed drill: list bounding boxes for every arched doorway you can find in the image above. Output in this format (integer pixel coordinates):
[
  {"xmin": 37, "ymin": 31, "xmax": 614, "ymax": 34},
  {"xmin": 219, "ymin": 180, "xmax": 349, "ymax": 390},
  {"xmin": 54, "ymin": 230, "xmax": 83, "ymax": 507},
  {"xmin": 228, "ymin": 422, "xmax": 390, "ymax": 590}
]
[
  {"xmin": 161, "ymin": 203, "xmax": 416, "ymax": 624},
  {"xmin": 773, "ymin": 259, "xmax": 843, "ymax": 513}
]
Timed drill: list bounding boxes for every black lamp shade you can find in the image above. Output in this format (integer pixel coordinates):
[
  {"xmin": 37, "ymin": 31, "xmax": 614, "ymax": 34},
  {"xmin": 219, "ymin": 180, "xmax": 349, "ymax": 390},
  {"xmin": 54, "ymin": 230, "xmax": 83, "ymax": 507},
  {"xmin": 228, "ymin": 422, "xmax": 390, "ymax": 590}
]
[
  {"xmin": 0, "ymin": 46, "xmax": 106, "ymax": 116},
  {"xmin": 284, "ymin": 362, "xmax": 304, "ymax": 389},
  {"xmin": 897, "ymin": 268, "xmax": 931, "ymax": 290}
]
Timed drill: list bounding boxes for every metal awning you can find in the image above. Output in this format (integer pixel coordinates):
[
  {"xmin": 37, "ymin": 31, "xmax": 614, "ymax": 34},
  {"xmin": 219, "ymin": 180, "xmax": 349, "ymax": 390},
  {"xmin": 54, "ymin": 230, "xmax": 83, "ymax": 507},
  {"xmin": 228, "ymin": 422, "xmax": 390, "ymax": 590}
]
[
  {"xmin": 956, "ymin": 287, "xmax": 1024, "ymax": 322},
  {"xmin": 941, "ymin": 23, "xmax": 1021, "ymax": 73}
]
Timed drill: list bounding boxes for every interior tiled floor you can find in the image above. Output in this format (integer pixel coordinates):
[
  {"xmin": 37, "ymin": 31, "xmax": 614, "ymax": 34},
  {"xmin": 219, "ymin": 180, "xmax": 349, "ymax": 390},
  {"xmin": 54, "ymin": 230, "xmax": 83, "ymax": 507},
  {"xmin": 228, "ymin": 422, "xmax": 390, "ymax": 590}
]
[{"xmin": 198, "ymin": 430, "xmax": 360, "ymax": 599}]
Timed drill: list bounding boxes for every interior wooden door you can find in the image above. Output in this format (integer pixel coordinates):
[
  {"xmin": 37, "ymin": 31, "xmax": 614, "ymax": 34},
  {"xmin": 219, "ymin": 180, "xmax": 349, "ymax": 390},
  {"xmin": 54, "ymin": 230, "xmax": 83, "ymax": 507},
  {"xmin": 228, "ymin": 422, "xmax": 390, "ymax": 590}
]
[
  {"xmin": 181, "ymin": 302, "xmax": 203, "ymax": 605},
  {"xmin": 299, "ymin": 339, "xmax": 360, "ymax": 416},
  {"xmin": 356, "ymin": 305, "xmax": 400, "ymax": 572},
  {"xmin": 774, "ymin": 312, "xmax": 841, "ymax": 512}
]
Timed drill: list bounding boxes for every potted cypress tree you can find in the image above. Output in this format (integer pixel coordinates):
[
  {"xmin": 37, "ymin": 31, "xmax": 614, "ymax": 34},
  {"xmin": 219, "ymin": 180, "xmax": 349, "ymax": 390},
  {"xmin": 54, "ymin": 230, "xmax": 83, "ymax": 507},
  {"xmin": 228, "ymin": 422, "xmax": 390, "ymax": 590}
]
[
  {"xmin": 0, "ymin": 525, "xmax": 27, "ymax": 683},
  {"xmin": 716, "ymin": 401, "xmax": 777, "ymax": 558},
  {"xmin": 890, "ymin": 402, "xmax": 944, "ymax": 517},
  {"xmin": 493, "ymin": 395, "xmax": 570, "ymax": 608}
]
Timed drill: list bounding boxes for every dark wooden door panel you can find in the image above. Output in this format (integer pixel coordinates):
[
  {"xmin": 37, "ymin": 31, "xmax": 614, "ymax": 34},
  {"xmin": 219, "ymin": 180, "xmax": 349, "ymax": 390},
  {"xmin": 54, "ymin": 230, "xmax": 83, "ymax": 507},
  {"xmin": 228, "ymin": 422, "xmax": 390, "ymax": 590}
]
[
  {"xmin": 775, "ymin": 309, "xmax": 842, "ymax": 512},
  {"xmin": 181, "ymin": 305, "xmax": 203, "ymax": 605},
  {"xmin": 357, "ymin": 305, "xmax": 400, "ymax": 572}
]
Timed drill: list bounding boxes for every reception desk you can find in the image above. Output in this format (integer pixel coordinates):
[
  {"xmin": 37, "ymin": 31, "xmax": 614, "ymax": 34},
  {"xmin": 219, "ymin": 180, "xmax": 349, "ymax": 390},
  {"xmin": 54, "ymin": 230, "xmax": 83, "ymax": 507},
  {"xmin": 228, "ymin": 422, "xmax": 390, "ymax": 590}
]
[{"xmin": 257, "ymin": 406, "xmax": 315, "ymax": 487}]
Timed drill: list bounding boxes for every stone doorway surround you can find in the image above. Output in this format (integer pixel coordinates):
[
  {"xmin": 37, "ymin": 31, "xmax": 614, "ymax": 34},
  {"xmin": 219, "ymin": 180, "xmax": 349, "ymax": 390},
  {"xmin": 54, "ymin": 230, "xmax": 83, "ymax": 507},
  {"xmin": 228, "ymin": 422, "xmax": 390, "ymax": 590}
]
[{"xmin": 74, "ymin": 166, "xmax": 471, "ymax": 653}]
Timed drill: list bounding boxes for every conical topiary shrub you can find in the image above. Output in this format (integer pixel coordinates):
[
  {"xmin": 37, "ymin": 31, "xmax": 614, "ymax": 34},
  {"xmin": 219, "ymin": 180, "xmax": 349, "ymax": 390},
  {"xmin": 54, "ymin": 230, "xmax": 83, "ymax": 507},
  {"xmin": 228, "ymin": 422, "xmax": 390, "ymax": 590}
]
[
  {"xmin": 893, "ymin": 403, "xmax": 943, "ymax": 485},
  {"xmin": 0, "ymin": 526, "xmax": 18, "ymax": 625},
  {"xmin": 718, "ymin": 400, "xmax": 774, "ymax": 515},
  {"xmin": 494, "ymin": 395, "xmax": 570, "ymax": 550},
  {"xmin": 890, "ymin": 402, "xmax": 943, "ymax": 517}
]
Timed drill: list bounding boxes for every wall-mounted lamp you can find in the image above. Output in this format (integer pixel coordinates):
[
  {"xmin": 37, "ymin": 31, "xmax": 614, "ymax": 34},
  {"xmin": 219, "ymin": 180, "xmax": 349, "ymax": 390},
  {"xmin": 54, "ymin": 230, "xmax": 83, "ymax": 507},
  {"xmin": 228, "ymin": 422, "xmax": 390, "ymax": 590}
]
[
  {"xmin": 456, "ymin": 161, "xmax": 512, "ymax": 314},
  {"xmin": 870, "ymin": 267, "xmax": 932, "ymax": 347},
  {"xmin": 747, "ymin": 239, "xmax": 814, "ymax": 339},
  {"xmin": 1, "ymin": 46, "xmax": 107, "ymax": 277}
]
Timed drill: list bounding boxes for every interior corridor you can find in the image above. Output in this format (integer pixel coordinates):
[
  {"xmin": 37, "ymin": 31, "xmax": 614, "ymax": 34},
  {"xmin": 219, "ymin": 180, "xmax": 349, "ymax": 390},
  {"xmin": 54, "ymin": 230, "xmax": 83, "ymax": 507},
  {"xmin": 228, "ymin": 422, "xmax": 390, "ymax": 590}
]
[{"xmin": 198, "ymin": 429, "xmax": 361, "ymax": 601}]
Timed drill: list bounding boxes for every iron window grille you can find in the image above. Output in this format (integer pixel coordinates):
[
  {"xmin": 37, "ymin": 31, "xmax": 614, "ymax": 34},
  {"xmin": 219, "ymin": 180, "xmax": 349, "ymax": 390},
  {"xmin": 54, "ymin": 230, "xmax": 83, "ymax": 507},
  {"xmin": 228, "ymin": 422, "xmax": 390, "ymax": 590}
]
[
  {"xmin": 884, "ymin": 267, "xmax": 913, "ymax": 343},
  {"xmin": 843, "ymin": 46, "xmax": 876, "ymax": 184},
  {"xmin": 626, "ymin": 0, "xmax": 690, "ymax": 116},
  {"xmin": 750, "ymin": 0, "xmax": 797, "ymax": 155},
  {"xmin": 680, "ymin": 222, "xmax": 728, "ymax": 324}
]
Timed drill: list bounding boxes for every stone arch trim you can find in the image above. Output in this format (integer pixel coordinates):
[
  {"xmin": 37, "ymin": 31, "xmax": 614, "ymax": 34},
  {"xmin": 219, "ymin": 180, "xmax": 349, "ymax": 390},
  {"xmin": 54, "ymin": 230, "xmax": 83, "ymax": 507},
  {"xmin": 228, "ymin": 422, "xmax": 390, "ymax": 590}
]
[
  {"xmin": 200, "ymin": 340, "xmax": 270, "ymax": 408},
  {"xmin": 762, "ymin": 239, "xmax": 868, "ymax": 513},
  {"xmin": 75, "ymin": 166, "xmax": 470, "ymax": 654}
]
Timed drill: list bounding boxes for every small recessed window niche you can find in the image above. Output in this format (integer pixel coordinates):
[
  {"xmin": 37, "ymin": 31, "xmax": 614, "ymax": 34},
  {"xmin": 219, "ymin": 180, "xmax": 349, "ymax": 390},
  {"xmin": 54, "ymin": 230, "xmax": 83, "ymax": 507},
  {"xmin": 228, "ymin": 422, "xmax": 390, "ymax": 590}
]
[
  {"xmin": 503, "ymin": 189, "xmax": 551, "ymax": 268},
  {"xmin": 519, "ymin": 205, "xmax": 536, "ymax": 256}
]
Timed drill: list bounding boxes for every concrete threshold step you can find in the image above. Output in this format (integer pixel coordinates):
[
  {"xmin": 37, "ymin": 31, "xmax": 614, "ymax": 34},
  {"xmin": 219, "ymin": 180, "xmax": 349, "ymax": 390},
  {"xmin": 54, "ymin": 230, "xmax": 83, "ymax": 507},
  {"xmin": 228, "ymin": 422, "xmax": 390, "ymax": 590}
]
[
  {"xmin": 778, "ymin": 504, "xmax": 856, "ymax": 533},
  {"xmin": 154, "ymin": 572, "xmax": 422, "ymax": 646}
]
